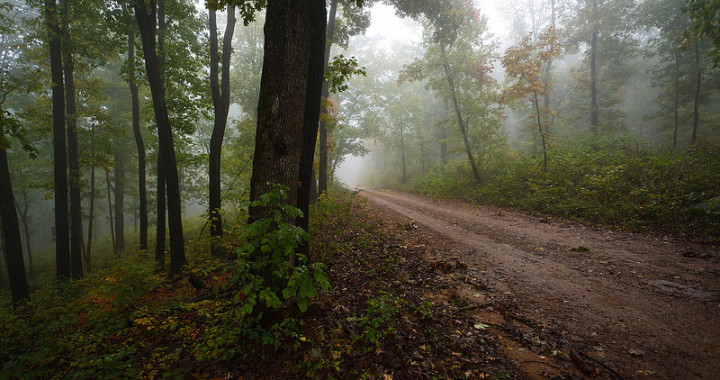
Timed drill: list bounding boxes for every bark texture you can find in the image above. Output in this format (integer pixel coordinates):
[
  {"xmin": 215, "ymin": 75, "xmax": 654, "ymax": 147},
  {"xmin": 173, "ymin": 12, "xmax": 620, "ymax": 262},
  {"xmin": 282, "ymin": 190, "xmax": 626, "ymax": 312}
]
[
  {"xmin": 249, "ymin": 0, "xmax": 325, "ymax": 223},
  {"xmin": 134, "ymin": 0, "xmax": 186, "ymax": 275}
]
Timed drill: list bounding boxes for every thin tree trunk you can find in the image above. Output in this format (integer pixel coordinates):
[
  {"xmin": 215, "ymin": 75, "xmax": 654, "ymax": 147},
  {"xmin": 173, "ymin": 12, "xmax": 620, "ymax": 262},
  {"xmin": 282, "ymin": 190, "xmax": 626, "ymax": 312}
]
[
  {"xmin": 542, "ymin": 0, "xmax": 555, "ymax": 133},
  {"xmin": 441, "ymin": 45, "xmax": 481, "ymax": 183},
  {"xmin": 17, "ymin": 190, "xmax": 34, "ymax": 276},
  {"xmin": 590, "ymin": 1, "xmax": 598, "ymax": 132},
  {"xmin": 208, "ymin": 4, "xmax": 236, "ymax": 249},
  {"xmin": 0, "ymin": 138, "xmax": 30, "ymax": 305},
  {"xmin": 672, "ymin": 51, "xmax": 679, "ymax": 150},
  {"xmin": 62, "ymin": 2, "xmax": 83, "ymax": 278},
  {"xmin": 135, "ymin": 0, "xmax": 186, "ymax": 275},
  {"xmin": 114, "ymin": 150, "xmax": 124, "ymax": 253},
  {"xmin": 106, "ymin": 170, "xmax": 116, "ymax": 253},
  {"xmin": 127, "ymin": 19, "xmax": 148, "ymax": 250},
  {"xmin": 45, "ymin": 0, "xmax": 70, "ymax": 280},
  {"xmin": 440, "ymin": 102, "xmax": 449, "ymax": 166},
  {"xmin": 400, "ymin": 126, "xmax": 407, "ymax": 183},
  {"xmin": 534, "ymin": 92, "xmax": 548, "ymax": 171},
  {"xmin": 318, "ymin": 0, "xmax": 338, "ymax": 197},
  {"xmin": 86, "ymin": 165, "xmax": 95, "ymax": 273},
  {"xmin": 156, "ymin": 164, "xmax": 166, "ymax": 269},
  {"xmin": 691, "ymin": 40, "xmax": 701, "ymax": 146}
]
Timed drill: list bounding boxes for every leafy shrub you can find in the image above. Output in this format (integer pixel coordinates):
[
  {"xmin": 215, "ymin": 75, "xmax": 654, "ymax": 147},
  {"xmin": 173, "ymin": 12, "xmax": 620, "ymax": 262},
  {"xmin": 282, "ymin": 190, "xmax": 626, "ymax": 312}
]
[{"xmin": 402, "ymin": 135, "xmax": 720, "ymax": 239}]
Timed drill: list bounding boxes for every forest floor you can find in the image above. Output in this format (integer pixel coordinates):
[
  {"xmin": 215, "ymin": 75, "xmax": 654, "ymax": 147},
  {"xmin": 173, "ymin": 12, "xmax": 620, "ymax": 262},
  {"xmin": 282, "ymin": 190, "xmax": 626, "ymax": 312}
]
[{"xmin": 358, "ymin": 188, "xmax": 720, "ymax": 379}]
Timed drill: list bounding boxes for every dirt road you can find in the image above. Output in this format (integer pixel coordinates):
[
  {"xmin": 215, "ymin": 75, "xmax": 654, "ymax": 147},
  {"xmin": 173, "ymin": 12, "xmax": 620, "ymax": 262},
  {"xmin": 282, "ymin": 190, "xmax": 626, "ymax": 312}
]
[{"xmin": 359, "ymin": 188, "xmax": 720, "ymax": 379}]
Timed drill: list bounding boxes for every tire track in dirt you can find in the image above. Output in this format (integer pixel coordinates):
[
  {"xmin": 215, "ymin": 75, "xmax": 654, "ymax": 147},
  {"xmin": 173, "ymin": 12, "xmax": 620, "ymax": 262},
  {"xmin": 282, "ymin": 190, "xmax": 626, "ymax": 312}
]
[{"xmin": 358, "ymin": 188, "xmax": 720, "ymax": 379}]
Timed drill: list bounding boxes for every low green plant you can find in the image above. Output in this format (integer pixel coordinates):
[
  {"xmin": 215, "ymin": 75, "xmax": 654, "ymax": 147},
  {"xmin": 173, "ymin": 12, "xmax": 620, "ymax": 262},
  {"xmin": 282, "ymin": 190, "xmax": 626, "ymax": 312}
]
[{"xmin": 349, "ymin": 291, "xmax": 406, "ymax": 348}]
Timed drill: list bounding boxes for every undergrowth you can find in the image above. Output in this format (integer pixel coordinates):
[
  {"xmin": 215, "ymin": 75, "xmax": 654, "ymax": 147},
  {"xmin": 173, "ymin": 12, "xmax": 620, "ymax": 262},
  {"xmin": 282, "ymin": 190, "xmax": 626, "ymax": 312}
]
[{"xmin": 411, "ymin": 136, "xmax": 720, "ymax": 240}]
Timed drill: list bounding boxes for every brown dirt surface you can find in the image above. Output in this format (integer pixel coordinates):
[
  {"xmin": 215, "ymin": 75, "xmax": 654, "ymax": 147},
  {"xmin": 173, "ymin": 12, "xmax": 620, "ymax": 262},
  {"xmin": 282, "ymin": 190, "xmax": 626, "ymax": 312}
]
[{"xmin": 358, "ymin": 188, "xmax": 720, "ymax": 379}]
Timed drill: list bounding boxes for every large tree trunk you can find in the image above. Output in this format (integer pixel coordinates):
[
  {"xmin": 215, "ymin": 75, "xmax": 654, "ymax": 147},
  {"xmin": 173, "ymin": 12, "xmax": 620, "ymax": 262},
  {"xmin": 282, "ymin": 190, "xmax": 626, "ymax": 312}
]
[
  {"xmin": 691, "ymin": 40, "xmax": 701, "ymax": 146},
  {"xmin": 441, "ymin": 45, "xmax": 481, "ymax": 183},
  {"xmin": 0, "ymin": 127, "xmax": 30, "ymax": 305},
  {"xmin": 62, "ymin": 3, "xmax": 83, "ymax": 278},
  {"xmin": 127, "ymin": 22, "xmax": 148, "ymax": 250},
  {"xmin": 296, "ymin": 0, "xmax": 327, "ymax": 244},
  {"xmin": 135, "ymin": 0, "xmax": 186, "ymax": 276},
  {"xmin": 45, "ymin": 0, "xmax": 71, "ymax": 280},
  {"xmin": 318, "ymin": 0, "xmax": 338, "ymax": 197},
  {"xmin": 208, "ymin": 5, "xmax": 236, "ymax": 249},
  {"xmin": 249, "ymin": 0, "xmax": 325, "ymax": 225},
  {"xmin": 113, "ymin": 150, "xmax": 125, "ymax": 253}
]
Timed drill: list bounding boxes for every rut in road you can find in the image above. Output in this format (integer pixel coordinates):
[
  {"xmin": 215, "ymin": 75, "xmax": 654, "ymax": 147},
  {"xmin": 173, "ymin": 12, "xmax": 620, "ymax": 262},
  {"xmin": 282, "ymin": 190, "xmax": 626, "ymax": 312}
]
[{"xmin": 359, "ymin": 188, "xmax": 720, "ymax": 379}]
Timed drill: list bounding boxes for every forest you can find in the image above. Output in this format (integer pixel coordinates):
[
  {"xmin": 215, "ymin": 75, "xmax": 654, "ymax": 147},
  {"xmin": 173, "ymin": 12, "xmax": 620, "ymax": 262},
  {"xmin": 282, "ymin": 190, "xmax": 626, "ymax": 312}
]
[{"xmin": 1, "ymin": 0, "xmax": 719, "ymax": 378}]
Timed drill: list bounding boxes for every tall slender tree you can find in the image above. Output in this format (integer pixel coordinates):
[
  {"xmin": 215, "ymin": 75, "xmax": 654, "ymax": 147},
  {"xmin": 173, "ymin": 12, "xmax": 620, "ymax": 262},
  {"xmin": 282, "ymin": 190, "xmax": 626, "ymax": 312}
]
[
  {"xmin": 134, "ymin": 0, "xmax": 187, "ymax": 275},
  {"xmin": 318, "ymin": 0, "xmax": 339, "ymax": 196},
  {"xmin": 124, "ymin": 4, "xmax": 148, "ymax": 250},
  {"xmin": 44, "ymin": 0, "xmax": 71, "ymax": 280},
  {"xmin": 61, "ymin": 0, "xmax": 83, "ymax": 278},
  {"xmin": 208, "ymin": 4, "xmax": 236, "ymax": 251}
]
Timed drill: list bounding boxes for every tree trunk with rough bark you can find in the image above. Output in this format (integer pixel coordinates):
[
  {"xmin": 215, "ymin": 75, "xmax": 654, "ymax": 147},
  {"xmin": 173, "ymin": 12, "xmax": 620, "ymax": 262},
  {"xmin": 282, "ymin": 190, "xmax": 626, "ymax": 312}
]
[
  {"xmin": 135, "ymin": 0, "xmax": 186, "ymax": 276},
  {"xmin": 45, "ymin": 0, "xmax": 71, "ymax": 280},
  {"xmin": 249, "ymin": 0, "xmax": 326, "ymax": 225}
]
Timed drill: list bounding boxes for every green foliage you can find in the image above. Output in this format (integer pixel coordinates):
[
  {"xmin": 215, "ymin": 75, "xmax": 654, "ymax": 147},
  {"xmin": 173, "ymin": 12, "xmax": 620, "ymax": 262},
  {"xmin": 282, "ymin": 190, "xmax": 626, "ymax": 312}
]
[
  {"xmin": 684, "ymin": 0, "xmax": 720, "ymax": 65},
  {"xmin": 221, "ymin": 186, "xmax": 330, "ymax": 315},
  {"xmin": 325, "ymin": 54, "xmax": 366, "ymax": 94},
  {"xmin": 348, "ymin": 291, "xmax": 406, "ymax": 349},
  {"xmin": 0, "ymin": 253, "xmax": 158, "ymax": 378},
  {"xmin": 413, "ymin": 136, "xmax": 720, "ymax": 239}
]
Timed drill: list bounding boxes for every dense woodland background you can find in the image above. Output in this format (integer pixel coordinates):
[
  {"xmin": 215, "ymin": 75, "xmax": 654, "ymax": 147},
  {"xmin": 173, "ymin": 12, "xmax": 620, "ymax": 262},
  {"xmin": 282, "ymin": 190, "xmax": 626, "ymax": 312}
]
[{"xmin": 0, "ymin": 0, "xmax": 718, "ymax": 377}]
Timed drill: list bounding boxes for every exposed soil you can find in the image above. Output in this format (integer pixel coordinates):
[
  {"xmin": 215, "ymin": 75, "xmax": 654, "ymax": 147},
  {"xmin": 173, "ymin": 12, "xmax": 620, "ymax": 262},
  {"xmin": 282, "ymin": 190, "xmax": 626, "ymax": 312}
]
[{"xmin": 358, "ymin": 188, "xmax": 720, "ymax": 379}]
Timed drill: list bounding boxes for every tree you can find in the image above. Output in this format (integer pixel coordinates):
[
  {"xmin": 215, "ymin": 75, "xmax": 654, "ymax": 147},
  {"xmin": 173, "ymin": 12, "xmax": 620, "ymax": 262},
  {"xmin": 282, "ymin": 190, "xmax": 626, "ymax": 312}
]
[
  {"xmin": 0, "ymin": 1, "xmax": 31, "ymax": 304},
  {"xmin": 124, "ymin": 6, "xmax": 148, "ymax": 250},
  {"xmin": 134, "ymin": 0, "xmax": 187, "ymax": 276},
  {"xmin": 502, "ymin": 27, "xmax": 562, "ymax": 171},
  {"xmin": 401, "ymin": 0, "xmax": 500, "ymax": 183},
  {"xmin": 44, "ymin": 0, "xmax": 71, "ymax": 280},
  {"xmin": 684, "ymin": 0, "xmax": 720, "ymax": 65},
  {"xmin": 318, "ymin": 0, "xmax": 371, "ymax": 195},
  {"xmin": 642, "ymin": 0, "xmax": 717, "ymax": 149},
  {"xmin": 248, "ymin": 0, "xmax": 326, "ymax": 227},
  {"xmin": 208, "ymin": 4, "xmax": 236, "ymax": 252},
  {"xmin": 0, "ymin": 115, "xmax": 30, "ymax": 305},
  {"xmin": 60, "ymin": 0, "xmax": 84, "ymax": 278},
  {"xmin": 563, "ymin": 0, "xmax": 637, "ymax": 132}
]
